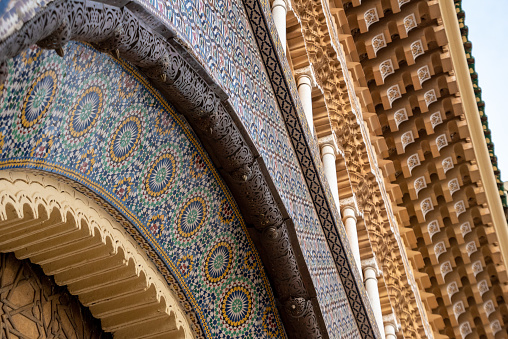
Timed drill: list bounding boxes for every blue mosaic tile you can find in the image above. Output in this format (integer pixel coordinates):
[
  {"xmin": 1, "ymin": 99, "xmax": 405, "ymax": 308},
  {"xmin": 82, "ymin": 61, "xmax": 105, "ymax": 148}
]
[
  {"xmin": 0, "ymin": 43, "xmax": 286, "ymax": 339},
  {"xmin": 131, "ymin": 0, "xmax": 361, "ymax": 336}
]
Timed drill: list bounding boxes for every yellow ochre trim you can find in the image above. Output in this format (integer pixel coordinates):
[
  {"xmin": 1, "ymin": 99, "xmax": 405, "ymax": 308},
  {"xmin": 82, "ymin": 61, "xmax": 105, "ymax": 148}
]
[{"xmin": 439, "ymin": 0, "xmax": 508, "ymax": 266}]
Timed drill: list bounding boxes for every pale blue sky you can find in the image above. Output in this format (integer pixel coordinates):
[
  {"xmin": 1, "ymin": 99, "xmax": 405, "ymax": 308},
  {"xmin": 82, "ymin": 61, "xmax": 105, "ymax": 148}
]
[{"xmin": 461, "ymin": 0, "xmax": 508, "ymax": 181}]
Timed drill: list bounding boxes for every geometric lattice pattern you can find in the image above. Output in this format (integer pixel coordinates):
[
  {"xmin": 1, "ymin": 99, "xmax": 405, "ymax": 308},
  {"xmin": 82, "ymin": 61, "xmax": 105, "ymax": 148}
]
[{"xmin": 0, "ymin": 252, "xmax": 109, "ymax": 339}]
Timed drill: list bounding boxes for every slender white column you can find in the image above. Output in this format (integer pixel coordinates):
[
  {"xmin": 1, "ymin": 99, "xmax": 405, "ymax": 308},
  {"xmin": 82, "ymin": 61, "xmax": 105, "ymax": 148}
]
[
  {"xmin": 295, "ymin": 67, "xmax": 314, "ymax": 135},
  {"xmin": 271, "ymin": 0, "xmax": 287, "ymax": 53},
  {"xmin": 319, "ymin": 136, "xmax": 339, "ymax": 206},
  {"xmin": 341, "ymin": 199, "xmax": 362, "ymax": 279},
  {"xmin": 383, "ymin": 313, "xmax": 400, "ymax": 339},
  {"xmin": 362, "ymin": 258, "xmax": 385, "ymax": 338}
]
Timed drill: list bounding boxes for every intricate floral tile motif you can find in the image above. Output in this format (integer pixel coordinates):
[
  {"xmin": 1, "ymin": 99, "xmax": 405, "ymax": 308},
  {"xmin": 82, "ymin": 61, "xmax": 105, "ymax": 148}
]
[{"xmin": 0, "ymin": 43, "xmax": 284, "ymax": 339}]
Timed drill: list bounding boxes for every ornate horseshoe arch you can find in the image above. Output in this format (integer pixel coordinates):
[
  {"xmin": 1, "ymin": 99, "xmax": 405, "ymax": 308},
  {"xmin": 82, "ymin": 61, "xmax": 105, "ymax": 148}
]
[
  {"xmin": 0, "ymin": 170, "xmax": 193, "ymax": 338},
  {"xmin": 0, "ymin": 1, "xmax": 330, "ymax": 337}
]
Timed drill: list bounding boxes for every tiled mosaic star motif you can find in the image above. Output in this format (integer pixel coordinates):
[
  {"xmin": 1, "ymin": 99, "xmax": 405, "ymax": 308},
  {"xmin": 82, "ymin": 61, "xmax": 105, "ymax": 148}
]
[
  {"xmin": 137, "ymin": 0, "xmax": 360, "ymax": 336},
  {"xmin": 0, "ymin": 42, "xmax": 285, "ymax": 339}
]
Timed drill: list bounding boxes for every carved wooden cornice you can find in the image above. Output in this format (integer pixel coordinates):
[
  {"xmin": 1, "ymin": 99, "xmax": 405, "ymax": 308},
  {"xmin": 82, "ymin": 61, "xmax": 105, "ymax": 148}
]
[{"xmin": 0, "ymin": 1, "xmax": 325, "ymax": 337}]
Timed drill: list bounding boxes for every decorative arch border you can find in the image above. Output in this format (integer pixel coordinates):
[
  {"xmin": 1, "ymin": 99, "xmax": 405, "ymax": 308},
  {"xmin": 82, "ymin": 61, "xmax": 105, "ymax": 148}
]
[
  {"xmin": 0, "ymin": 1, "xmax": 329, "ymax": 337},
  {"xmin": 0, "ymin": 170, "xmax": 192, "ymax": 338}
]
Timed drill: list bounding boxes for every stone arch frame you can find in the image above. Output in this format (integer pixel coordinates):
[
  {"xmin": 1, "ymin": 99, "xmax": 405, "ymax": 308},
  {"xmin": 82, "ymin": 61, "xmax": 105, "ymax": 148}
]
[
  {"xmin": 0, "ymin": 1, "xmax": 330, "ymax": 337},
  {"xmin": 0, "ymin": 170, "xmax": 193, "ymax": 338}
]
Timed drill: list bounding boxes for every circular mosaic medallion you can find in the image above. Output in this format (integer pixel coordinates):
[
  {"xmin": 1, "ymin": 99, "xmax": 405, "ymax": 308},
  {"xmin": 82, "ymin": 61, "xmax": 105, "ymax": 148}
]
[
  {"xmin": 109, "ymin": 116, "xmax": 141, "ymax": 162},
  {"xmin": 69, "ymin": 86, "xmax": 103, "ymax": 138},
  {"xmin": 21, "ymin": 70, "xmax": 57, "ymax": 128},
  {"xmin": 59, "ymin": 75, "xmax": 111, "ymax": 154},
  {"xmin": 145, "ymin": 153, "xmax": 177, "ymax": 197},
  {"xmin": 220, "ymin": 284, "xmax": 253, "ymax": 328},
  {"xmin": 205, "ymin": 241, "xmax": 233, "ymax": 284},
  {"xmin": 177, "ymin": 196, "xmax": 207, "ymax": 238},
  {"xmin": 102, "ymin": 103, "xmax": 148, "ymax": 173}
]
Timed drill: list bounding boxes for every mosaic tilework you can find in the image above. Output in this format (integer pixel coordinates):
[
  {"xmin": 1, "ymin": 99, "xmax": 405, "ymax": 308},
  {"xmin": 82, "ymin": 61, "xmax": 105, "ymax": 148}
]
[
  {"xmin": 0, "ymin": 42, "xmax": 285, "ymax": 339},
  {"xmin": 133, "ymin": 0, "xmax": 361, "ymax": 336}
]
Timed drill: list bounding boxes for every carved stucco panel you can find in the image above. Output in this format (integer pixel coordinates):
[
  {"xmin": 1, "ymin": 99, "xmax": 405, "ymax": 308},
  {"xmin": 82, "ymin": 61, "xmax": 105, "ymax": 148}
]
[
  {"xmin": 430, "ymin": 111, "xmax": 443, "ymax": 129},
  {"xmin": 428, "ymin": 220, "xmax": 440, "ymax": 240},
  {"xmin": 394, "ymin": 108, "xmax": 409, "ymax": 128}
]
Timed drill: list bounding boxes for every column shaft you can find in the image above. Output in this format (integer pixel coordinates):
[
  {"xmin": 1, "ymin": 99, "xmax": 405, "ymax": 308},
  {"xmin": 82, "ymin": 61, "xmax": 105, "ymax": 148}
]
[
  {"xmin": 342, "ymin": 206, "xmax": 362, "ymax": 279},
  {"xmin": 384, "ymin": 323, "xmax": 397, "ymax": 339},
  {"xmin": 272, "ymin": 0, "xmax": 287, "ymax": 54},
  {"xmin": 363, "ymin": 266, "xmax": 385, "ymax": 337},
  {"xmin": 297, "ymin": 75, "xmax": 314, "ymax": 135},
  {"xmin": 321, "ymin": 144, "xmax": 339, "ymax": 206}
]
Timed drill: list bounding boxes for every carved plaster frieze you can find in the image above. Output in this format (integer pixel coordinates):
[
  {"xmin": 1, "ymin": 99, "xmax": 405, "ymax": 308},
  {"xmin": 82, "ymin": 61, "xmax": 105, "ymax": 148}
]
[
  {"xmin": 477, "ymin": 280, "xmax": 489, "ymax": 297},
  {"xmin": 465, "ymin": 241, "xmax": 477, "ymax": 257},
  {"xmin": 453, "ymin": 301, "xmax": 465, "ymax": 320},
  {"xmin": 434, "ymin": 241, "xmax": 446, "ymax": 260},
  {"xmin": 399, "ymin": 0, "xmax": 410, "ymax": 8},
  {"xmin": 440, "ymin": 261, "xmax": 453, "ymax": 278},
  {"xmin": 483, "ymin": 300, "xmax": 495, "ymax": 317},
  {"xmin": 460, "ymin": 222, "xmax": 472, "ymax": 237},
  {"xmin": 403, "ymin": 14, "xmax": 417, "ymax": 33},
  {"xmin": 424, "ymin": 89, "xmax": 437, "ymax": 107},
  {"xmin": 372, "ymin": 34, "xmax": 387, "ymax": 55},
  {"xmin": 442, "ymin": 157, "xmax": 454, "ymax": 173},
  {"xmin": 379, "ymin": 60, "xmax": 394, "ymax": 81},
  {"xmin": 446, "ymin": 179, "xmax": 459, "ymax": 197},
  {"xmin": 455, "ymin": 201, "xmax": 466, "ymax": 217},
  {"xmin": 285, "ymin": 0, "xmax": 430, "ymax": 335},
  {"xmin": 472, "ymin": 261, "xmax": 483, "ymax": 277},
  {"xmin": 407, "ymin": 154, "xmax": 421, "ymax": 174},
  {"xmin": 414, "ymin": 176, "xmax": 427, "ymax": 197},
  {"xmin": 436, "ymin": 134, "xmax": 448, "ymax": 151},
  {"xmin": 428, "ymin": 220, "xmax": 440, "ymax": 240},
  {"xmin": 491, "ymin": 320, "xmax": 502, "ymax": 335},
  {"xmin": 459, "ymin": 322, "xmax": 472, "ymax": 338},
  {"xmin": 421, "ymin": 198, "xmax": 434, "ymax": 220},
  {"xmin": 364, "ymin": 8, "xmax": 379, "ymax": 29},
  {"xmin": 417, "ymin": 65, "xmax": 431, "ymax": 85},
  {"xmin": 394, "ymin": 108, "xmax": 408, "ymax": 128},
  {"xmin": 447, "ymin": 282, "xmax": 459, "ymax": 298},
  {"xmin": 430, "ymin": 111, "xmax": 443, "ymax": 129},
  {"xmin": 411, "ymin": 40, "xmax": 425, "ymax": 60},
  {"xmin": 387, "ymin": 85, "xmax": 402, "ymax": 107}
]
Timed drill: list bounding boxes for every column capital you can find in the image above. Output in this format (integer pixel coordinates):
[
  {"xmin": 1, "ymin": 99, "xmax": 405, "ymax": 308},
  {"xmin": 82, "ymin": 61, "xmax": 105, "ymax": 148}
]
[
  {"xmin": 383, "ymin": 313, "xmax": 401, "ymax": 331},
  {"xmin": 340, "ymin": 196, "xmax": 359, "ymax": 215},
  {"xmin": 272, "ymin": 0, "xmax": 290, "ymax": 12},
  {"xmin": 362, "ymin": 257, "xmax": 381, "ymax": 277},
  {"xmin": 318, "ymin": 134, "xmax": 339, "ymax": 156},
  {"xmin": 295, "ymin": 66, "xmax": 316, "ymax": 87}
]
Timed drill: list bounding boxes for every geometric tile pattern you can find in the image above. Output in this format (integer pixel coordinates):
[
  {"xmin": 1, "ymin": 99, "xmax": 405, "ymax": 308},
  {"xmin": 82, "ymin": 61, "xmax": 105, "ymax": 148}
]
[
  {"xmin": 0, "ymin": 42, "xmax": 284, "ymax": 339},
  {"xmin": 132, "ymin": 0, "xmax": 363, "ymax": 336}
]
